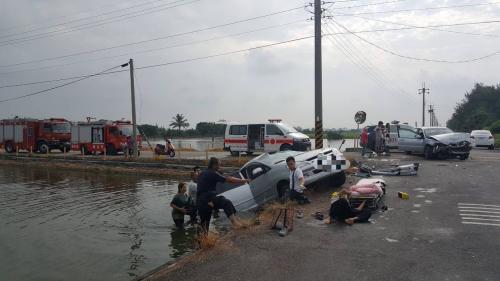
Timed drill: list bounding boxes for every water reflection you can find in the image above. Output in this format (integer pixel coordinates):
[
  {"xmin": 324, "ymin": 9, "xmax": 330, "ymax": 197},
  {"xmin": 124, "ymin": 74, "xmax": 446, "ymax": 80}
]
[{"xmin": 0, "ymin": 165, "xmax": 196, "ymax": 281}]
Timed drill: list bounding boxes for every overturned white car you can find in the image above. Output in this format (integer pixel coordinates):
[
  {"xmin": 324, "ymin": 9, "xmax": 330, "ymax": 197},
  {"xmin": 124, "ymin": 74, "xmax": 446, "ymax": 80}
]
[{"xmin": 216, "ymin": 148, "xmax": 349, "ymax": 212}]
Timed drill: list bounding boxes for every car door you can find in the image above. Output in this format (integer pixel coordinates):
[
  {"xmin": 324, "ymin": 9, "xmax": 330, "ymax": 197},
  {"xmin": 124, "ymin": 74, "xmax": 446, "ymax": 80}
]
[
  {"xmin": 245, "ymin": 164, "xmax": 274, "ymax": 205},
  {"xmin": 413, "ymin": 128, "xmax": 425, "ymax": 153},
  {"xmin": 264, "ymin": 124, "xmax": 284, "ymax": 152},
  {"xmin": 398, "ymin": 127, "xmax": 417, "ymax": 152}
]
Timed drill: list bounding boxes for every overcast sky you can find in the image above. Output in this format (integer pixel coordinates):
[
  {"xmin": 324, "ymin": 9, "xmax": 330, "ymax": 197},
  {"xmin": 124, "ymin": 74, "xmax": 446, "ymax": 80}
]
[{"xmin": 0, "ymin": 0, "xmax": 499, "ymax": 129}]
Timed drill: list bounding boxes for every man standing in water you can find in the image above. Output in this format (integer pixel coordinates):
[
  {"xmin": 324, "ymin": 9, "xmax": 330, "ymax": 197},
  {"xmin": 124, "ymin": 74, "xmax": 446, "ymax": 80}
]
[{"xmin": 197, "ymin": 157, "xmax": 249, "ymax": 233}]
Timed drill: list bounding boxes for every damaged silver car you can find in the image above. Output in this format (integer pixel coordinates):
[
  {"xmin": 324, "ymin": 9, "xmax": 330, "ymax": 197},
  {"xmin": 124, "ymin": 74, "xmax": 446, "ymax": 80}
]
[
  {"xmin": 216, "ymin": 148, "xmax": 349, "ymax": 212},
  {"xmin": 398, "ymin": 126, "xmax": 472, "ymax": 160}
]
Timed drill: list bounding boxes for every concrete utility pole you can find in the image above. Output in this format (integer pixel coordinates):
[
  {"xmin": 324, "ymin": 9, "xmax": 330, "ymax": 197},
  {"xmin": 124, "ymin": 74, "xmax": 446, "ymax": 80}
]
[
  {"xmin": 314, "ymin": 0, "xmax": 323, "ymax": 149},
  {"xmin": 418, "ymin": 83, "xmax": 429, "ymax": 127},
  {"xmin": 128, "ymin": 58, "xmax": 138, "ymax": 158}
]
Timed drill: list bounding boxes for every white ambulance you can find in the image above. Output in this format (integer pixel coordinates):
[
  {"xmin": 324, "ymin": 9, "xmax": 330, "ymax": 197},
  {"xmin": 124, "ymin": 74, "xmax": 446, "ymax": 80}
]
[{"xmin": 224, "ymin": 119, "xmax": 311, "ymax": 156}]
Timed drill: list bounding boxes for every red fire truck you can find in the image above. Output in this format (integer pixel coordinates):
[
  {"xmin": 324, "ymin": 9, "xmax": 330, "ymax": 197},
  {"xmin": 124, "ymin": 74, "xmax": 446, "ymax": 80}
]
[
  {"xmin": 0, "ymin": 118, "xmax": 71, "ymax": 153},
  {"xmin": 71, "ymin": 120, "xmax": 141, "ymax": 155}
]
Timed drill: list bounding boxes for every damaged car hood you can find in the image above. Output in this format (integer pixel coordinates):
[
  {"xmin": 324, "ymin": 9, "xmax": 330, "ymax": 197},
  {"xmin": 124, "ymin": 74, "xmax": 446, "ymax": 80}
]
[{"xmin": 429, "ymin": 133, "xmax": 470, "ymax": 145}]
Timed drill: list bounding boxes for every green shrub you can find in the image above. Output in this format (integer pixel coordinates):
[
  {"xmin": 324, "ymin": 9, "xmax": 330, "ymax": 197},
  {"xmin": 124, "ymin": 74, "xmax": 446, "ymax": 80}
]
[{"xmin": 489, "ymin": 120, "xmax": 500, "ymax": 134}]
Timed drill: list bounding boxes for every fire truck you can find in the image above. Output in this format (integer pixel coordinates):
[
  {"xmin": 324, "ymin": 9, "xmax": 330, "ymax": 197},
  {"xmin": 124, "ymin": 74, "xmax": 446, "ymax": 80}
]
[
  {"xmin": 71, "ymin": 120, "xmax": 141, "ymax": 155},
  {"xmin": 0, "ymin": 118, "xmax": 71, "ymax": 153}
]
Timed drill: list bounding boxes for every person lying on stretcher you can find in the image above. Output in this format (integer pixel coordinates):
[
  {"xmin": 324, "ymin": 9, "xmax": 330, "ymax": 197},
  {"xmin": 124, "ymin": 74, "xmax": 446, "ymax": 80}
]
[{"xmin": 324, "ymin": 189, "xmax": 372, "ymax": 225}]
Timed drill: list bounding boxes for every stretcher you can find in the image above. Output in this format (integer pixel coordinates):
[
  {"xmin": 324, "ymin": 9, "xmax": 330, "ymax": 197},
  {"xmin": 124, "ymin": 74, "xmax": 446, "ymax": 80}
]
[{"xmin": 348, "ymin": 178, "xmax": 386, "ymax": 209}]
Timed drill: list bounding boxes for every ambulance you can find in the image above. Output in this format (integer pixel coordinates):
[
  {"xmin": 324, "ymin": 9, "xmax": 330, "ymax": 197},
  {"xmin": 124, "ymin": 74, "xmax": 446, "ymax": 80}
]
[{"xmin": 224, "ymin": 119, "xmax": 311, "ymax": 156}]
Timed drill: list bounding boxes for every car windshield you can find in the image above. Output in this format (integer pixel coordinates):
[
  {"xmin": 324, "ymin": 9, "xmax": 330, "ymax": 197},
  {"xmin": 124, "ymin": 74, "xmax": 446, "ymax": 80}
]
[
  {"xmin": 50, "ymin": 123, "xmax": 70, "ymax": 133},
  {"xmin": 276, "ymin": 123, "xmax": 298, "ymax": 134},
  {"xmin": 118, "ymin": 125, "xmax": 133, "ymax": 136},
  {"xmin": 424, "ymin": 128, "xmax": 453, "ymax": 136}
]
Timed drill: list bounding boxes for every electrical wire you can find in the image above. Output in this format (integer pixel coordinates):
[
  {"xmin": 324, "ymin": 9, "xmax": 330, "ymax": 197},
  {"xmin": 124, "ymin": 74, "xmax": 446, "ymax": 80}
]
[
  {"xmin": 0, "ymin": 65, "xmax": 124, "ymax": 103},
  {"xmin": 330, "ymin": 17, "xmax": 500, "ymax": 63},
  {"xmin": 0, "ymin": 0, "xmax": 200, "ymax": 46},
  {"xmin": 0, "ymin": 35, "xmax": 313, "ymax": 101},
  {"xmin": 333, "ymin": 1, "xmax": 500, "ymax": 16},
  {"xmin": 0, "ymin": 19, "xmax": 306, "ymax": 76},
  {"xmin": 331, "ymin": 0, "xmax": 406, "ymax": 10},
  {"xmin": 0, "ymin": 6, "xmax": 304, "ymax": 69},
  {"xmin": 0, "ymin": 0, "xmax": 189, "ymax": 39},
  {"xmin": 334, "ymin": 12, "xmax": 500, "ymax": 38}
]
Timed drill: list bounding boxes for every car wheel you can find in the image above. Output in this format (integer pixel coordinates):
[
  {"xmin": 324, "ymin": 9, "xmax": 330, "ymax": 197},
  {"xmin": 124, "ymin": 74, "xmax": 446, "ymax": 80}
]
[
  {"xmin": 280, "ymin": 144, "xmax": 292, "ymax": 151},
  {"xmin": 460, "ymin": 154, "xmax": 469, "ymax": 160},
  {"xmin": 106, "ymin": 144, "xmax": 117, "ymax": 155},
  {"xmin": 246, "ymin": 151, "xmax": 254, "ymax": 156},
  {"xmin": 424, "ymin": 146, "xmax": 434, "ymax": 160},
  {"xmin": 329, "ymin": 171, "xmax": 346, "ymax": 187},
  {"xmin": 489, "ymin": 145, "xmax": 494, "ymax": 150},
  {"xmin": 38, "ymin": 142, "xmax": 49, "ymax": 154},
  {"xmin": 276, "ymin": 180, "xmax": 289, "ymax": 203},
  {"xmin": 5, "ymin": 142, "xmax": 15, "ymax": 153}
]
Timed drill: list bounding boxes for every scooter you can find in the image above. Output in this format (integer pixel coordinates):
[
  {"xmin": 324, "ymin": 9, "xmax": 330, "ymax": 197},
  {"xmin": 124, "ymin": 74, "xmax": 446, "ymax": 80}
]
[{"xmin": 154, "ymin": 139, "xmax": 176, "ymax": 157}]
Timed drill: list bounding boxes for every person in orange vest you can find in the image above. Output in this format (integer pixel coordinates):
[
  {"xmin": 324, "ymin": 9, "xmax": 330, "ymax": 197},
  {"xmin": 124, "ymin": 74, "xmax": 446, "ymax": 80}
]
[{"xmin": 360, "ymin": 127, "xmax": 369, "ymax": 157}]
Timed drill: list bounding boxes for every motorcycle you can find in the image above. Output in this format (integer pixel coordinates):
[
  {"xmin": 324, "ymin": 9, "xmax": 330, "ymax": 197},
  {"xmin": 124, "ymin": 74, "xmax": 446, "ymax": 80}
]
[{"xmin": 154, "ymin": 139, "xmax": 176, "ymax": 157}]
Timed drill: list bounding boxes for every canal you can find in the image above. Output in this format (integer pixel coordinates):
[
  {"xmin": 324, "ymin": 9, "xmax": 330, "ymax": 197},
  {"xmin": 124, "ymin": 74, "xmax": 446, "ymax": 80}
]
[{"xmin": 0, "ymin": 165, "xmax": 202, "ymax": 281}]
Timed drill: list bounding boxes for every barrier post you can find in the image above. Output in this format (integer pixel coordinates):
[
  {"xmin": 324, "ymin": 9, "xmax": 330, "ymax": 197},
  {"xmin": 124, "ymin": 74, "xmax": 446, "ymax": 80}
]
[
  {"xmin": 30, "ymin": 146, "xmax": 33, "ymax": 156},
  {"xmin": 205, "ymin": 149, "xmax": 209, "ymax": 165},
  {"xmin": 103, "ymin": 146, "xmax": 107, "ymax": 161},
  {"xmin": 46, "ymin": 147, "xmax": 49, "ymax": 158},
  {"xmin": 16, "ymin": 146, "xmax": 19, "ymax": 158}
]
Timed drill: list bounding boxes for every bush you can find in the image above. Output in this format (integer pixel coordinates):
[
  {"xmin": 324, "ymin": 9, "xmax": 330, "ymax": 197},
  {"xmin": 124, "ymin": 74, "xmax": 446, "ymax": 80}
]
[{"xmin": 489, "ymin": 120, "xmax": 500, "ymax": 134}]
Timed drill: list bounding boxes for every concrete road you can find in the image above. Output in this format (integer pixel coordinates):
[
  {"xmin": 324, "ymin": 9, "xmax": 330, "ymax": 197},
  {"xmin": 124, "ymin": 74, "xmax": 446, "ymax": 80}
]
[{"xmin": 144, "ymin": 149, "xmax": 500, "ymax": 281}]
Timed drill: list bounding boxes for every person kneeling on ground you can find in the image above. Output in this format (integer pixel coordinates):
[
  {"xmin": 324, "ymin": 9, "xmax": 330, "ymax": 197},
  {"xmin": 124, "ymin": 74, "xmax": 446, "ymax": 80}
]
[
  {"xmin": 286, "ymin": 156, "xmax": 310, "ymax": 204},
  {"xmin": 325, "ymin": 189, "xmax": 371, "ymax": 225},
  {"xmin": 170, "ymin": 182, "xmax": 197, "ymax": 229},
  {"xmin": 197, "ymin": 157, "xmax": 249, "ymax": 233}
]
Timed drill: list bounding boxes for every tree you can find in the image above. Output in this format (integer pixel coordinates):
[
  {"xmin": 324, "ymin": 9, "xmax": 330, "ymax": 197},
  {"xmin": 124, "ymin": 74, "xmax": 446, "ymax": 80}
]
[
  {"xmin": 447, "ymin": 83, "xmax": 500, "ymax": 132},
  {"xmin": 169, "ymin": 114, "xmax": 189, "ymax": 132}
]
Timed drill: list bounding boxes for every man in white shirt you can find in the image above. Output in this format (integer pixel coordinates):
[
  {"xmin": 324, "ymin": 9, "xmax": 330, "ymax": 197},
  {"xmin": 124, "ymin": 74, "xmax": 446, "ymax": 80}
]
[
  {"xmin": 187, "ymin": 166, "xmax": 200, "ymax": 224},
  {"xmin": 286, "ymin": 156, "xmax": 310, "ymax": 204}
]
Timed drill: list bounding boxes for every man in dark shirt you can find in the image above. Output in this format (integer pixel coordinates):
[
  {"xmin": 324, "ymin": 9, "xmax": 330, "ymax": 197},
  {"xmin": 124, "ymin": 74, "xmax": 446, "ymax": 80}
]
[{"xmin": 197, "ymin": 157, "xmax": 249, "ymax": 232}]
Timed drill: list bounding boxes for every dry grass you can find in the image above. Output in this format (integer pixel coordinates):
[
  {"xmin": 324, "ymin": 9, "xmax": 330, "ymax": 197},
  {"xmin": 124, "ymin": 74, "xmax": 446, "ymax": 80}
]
[
  {"xmin": 256, "ymin": 201, "xmax": 298, "ymax": 226},
  {"xmin": 177, "ymin": 147, "xmax": 198, "ymax": 152},
  {"xmin": 197, "ymin": 231, "xmax": 220, "ymax": 249}
]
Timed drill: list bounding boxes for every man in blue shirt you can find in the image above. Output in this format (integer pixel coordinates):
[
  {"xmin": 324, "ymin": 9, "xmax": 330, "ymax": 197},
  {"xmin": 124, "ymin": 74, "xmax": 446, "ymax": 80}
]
[{"xmin": 197, "ymin": 157, "xmax": 249, "ymax": 232}]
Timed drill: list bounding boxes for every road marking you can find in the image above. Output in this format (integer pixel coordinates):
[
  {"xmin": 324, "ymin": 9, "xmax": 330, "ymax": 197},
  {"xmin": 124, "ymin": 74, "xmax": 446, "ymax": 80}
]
[
  {"xmin": 458, "ymin": 206, "xmax": 500, "ymax": 211},
  {"xmin": 461, "ymin": 222, "xmax": 500, "ymax": 227},
  {"xmin": 459, "ymin": 214, "xmax": 500, "ymax": 218},
  {"xmin": 459, "ymin": 203, "xmax": 500, "ymax": 208},
  {"xmin": 461, "ymin": 217, "xmax": 500, "ymax": 222}
]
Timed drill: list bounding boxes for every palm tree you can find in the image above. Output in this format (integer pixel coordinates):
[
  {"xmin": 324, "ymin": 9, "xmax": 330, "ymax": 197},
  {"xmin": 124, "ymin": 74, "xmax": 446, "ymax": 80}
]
[{"xmin": 169, "ymin": 113, "xmax": 189, "ymax": 131}]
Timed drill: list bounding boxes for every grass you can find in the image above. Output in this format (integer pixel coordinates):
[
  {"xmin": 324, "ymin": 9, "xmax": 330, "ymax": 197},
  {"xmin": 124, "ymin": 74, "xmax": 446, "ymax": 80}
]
[
  {"xmin": 495, "ymin": 134, "xmax": 500, "ymax": 148},
  {"xmin": 197, "ymin": 232, "xmax": 220, "ymax": 249}
]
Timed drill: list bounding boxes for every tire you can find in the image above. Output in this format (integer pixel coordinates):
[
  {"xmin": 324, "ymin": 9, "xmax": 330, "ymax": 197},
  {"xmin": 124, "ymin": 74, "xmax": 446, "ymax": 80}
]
[
  {"xmin": 329, "ymin": 171, "xmax": 346, "ymax": 187},
  {"xmin": 230, "ymin": 150, "xmax": 239, "ymax": 156},
  {"xmin": 280, "ymin": 144, "xmax": 292, "ymax": 151},
  {"xmin": 168, "ymin": 150, "xmax": 176, "ymax": 158},
  {"xmin": 424, "ymin": 146, "xmax": 434, "ymax": 160},
  {"xmin": 460, "ymin": 154, "xmax": 469, "ymax": 160},
  {"xmin": 246, "ymin": 151, "xmax": 254, "ymax": 156},
  {"xmin": 276, "ymin": 180, "xmax": 289, "ymax": 202},
  {"xmin": 106, "ymin": 144, "xmax": 117, "ymax": 155},
  {"xmin": 5, "ymin": 142, "xmax": 15, "ymax": 153},
  {"xmin": 489, "ymin": 145, "xmax": 494, "ymax": 150},
  {"xmin": 38, "ymin": 142, "xmax": 49, "ymax": 154}
]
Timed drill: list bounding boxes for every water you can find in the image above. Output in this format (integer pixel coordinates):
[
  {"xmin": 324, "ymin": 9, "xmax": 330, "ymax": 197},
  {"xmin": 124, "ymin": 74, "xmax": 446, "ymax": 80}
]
[
  {"xmin": 0, "ymin": 166, "xmax": 199, "ymax": 281},
  {"xmin": 147, "ymin": 137, "xmax": 355, "ymax": 152}
]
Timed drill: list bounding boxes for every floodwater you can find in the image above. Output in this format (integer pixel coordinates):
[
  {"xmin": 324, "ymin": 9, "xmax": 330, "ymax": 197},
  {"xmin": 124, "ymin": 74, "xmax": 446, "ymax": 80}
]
[
  {"xmin": 149, "ymin": 137, "xmax": 355, "ymax": 152},
  {"xmin": 0, "ymin": 166, "xmax": 204, "ymax": 281}
]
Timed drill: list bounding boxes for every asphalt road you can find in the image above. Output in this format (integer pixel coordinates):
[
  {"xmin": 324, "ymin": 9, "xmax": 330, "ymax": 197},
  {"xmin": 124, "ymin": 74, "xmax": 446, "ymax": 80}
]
[{"xmin": 143, "ymin": 148, "xmax": 500, "ymax": 281}]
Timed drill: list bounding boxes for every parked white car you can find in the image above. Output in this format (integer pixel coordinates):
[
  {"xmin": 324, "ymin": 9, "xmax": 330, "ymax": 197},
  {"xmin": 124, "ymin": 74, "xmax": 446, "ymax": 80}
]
[{"xmin": 470, "ymin": 130, "xmax": 495, "ymax": 150}]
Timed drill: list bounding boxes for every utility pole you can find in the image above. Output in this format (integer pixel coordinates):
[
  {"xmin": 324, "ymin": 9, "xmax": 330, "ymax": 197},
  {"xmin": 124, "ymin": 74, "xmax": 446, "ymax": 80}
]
[
  {"xmin": 314, "ymin": 0, "xmax": 323, "ymax": 149},
  {"xmin": 428, "ymin": 105, "xmax": 434, "ymax": 127},
  {"xmin": 128, "ymin": 58, "xmax": 138, "ymax": 159},
  {"xmin": 418, "ymin": 83, "xmax": 429, "ymax": 127}
]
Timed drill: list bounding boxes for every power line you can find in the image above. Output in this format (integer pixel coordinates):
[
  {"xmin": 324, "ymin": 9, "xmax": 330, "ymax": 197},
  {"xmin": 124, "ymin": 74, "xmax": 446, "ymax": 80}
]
[
  {"xmin": 333, "ymin": 1, "xmax": 500, "ymax": 16},
  {"xmin": 0, "ymin": 65, "xmax": 124, "ymax": 103},
  {"xmin": 335, "ymin": 12, "xmax": 500, "ymax": 38},
  {"xmin": 0, "ymin": 0, "xmax": 200, "ymax": 46},
  {"xmin": 330, "ymin": 16, "xmax": 500, "ymax": 63},
  {"xmin": 0, "ymin": 35, "xmax": 313, "ymax": 101},
  {"xmin": 0, "ymin": 6, "xmax": 304, "ymax": 68},
  {"xmin": 0, "ymin": 0, "xmax": 189, "ymax": 40},
  {"xmin": 0, "ymin": 19, "xmax": 306, "ymax": 78},
  {"xmin": 331, "ymin": 0, "xmax": 406, "ymax": 10}
]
